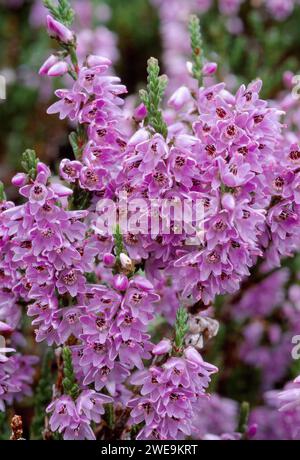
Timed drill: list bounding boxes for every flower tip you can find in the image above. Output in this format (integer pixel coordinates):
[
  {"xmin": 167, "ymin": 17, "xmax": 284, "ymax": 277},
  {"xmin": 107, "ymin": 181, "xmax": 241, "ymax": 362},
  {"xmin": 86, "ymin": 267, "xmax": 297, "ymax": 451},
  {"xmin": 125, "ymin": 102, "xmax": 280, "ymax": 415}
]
[
  {"xmin": 152, "ymin": 339, "xmax": 172, "ymax": 355},
  {"xmin": 12, "ymin": 172, "xmax": 27, "ymax": 187},
  {"xmin": 47, "ymin": 61, "xmax": 69, "ymax": 77},
  {"xmin": 203, "ymin": 62, "xmax": 218, "ymax": 76}
]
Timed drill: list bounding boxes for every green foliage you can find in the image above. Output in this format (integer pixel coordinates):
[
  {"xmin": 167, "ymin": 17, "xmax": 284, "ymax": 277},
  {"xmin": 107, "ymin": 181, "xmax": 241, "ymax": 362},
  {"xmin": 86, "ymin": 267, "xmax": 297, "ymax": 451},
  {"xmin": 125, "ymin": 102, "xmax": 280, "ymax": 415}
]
[
  {"xmin": 0, "ymin": 181, "xmax": 6, "ymax": 201},
  {"xmin": 62, "ymin": 347, "xmax": 79, "ymax": 400},
  {"xmin": 237, "ymin": 401, "xmax": 250, "ymax": 435},
  {"xmin": 189, "ymin": 15, "xmax": 204, "ymax": 86},
  {"xmin": 113, "ymin": 224, "xmax": 125, "ymax": 262},
  {"xmin": 43, "ymin": 0, "xmax": 75, "ymax": 27},
  {"xmin": 200, "ymin": 5, "xmax": 300, "ymax": 98},
  {"xmin": 21, "ymin": 149, "xmax": 39, "ymax": 180},
  {"xmin": 0, "ymin": 412, "xmax": 9, "ymax": 440},
  {"xmin": 31, "ymin": 349, "xmax": 55, "ymax": 440},
  {"xmin": 140, "ymin": 57, "xmax": 168, "ymax": 138},
  {"xmin": 105, "ymin": 403, "xmax": 115, "ymax": 430},
  {"xmin": 174, "ymin": 307, "xmax": 189, "ymax": 351}
]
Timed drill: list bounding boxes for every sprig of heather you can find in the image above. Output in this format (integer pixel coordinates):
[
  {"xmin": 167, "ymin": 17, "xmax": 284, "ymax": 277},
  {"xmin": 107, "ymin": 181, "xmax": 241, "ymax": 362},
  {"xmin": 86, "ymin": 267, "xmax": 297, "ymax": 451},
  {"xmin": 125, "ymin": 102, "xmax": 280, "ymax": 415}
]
[
  {"xmin": 62, "ymin": 347, "xmax": 80, "ymax": 399},
  {"xmin": 21, "ymin": 149, "xmax": 39, "ymax": 180},
  {"xmin": 174, "ymin": 307, "xmax": 189, "ymax": 353},
  {"xmin": 43, "ymin": 0, "xmax": 75, "ymax": 27},
  {"xmin": 237, "ymin": 401, "xmax": 250, "ymax": 435},
  {"xmin": 189, "ymin": 15, "xmax": 204, "ymax": 87},
  {"xmin": 140, "ymin": 57, "xmax": 168, "ymax": 138},
  {"xmin": 0, "ymin": 182, "xmax": 6, "ymax": 202}
]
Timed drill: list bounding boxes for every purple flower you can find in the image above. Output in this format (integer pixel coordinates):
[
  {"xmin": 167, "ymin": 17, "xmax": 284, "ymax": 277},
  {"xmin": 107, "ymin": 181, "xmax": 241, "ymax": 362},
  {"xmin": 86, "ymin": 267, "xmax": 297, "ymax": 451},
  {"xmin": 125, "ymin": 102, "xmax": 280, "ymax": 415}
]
[
  {"xmin": 46, "ymin": 15, "xmax": 74, "ymax": 44},
  {"xmin": 76, "ymin": 390, "xmax": 112, "ymax": 422},
  {"xmin": 56, "ymin": 268, "xmax": 86, "ymax": 298},
  {"xmin": 47, "ymin": 395, "xmax": 79, "ymax": 433}
]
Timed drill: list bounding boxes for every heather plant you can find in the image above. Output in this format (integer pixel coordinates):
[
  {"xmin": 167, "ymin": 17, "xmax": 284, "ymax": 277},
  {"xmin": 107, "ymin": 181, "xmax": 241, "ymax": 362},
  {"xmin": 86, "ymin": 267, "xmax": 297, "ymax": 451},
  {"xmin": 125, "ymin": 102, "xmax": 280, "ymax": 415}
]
[{"xmin": 1, "ymin": 0, "xmax": 300, "ymax": 442}]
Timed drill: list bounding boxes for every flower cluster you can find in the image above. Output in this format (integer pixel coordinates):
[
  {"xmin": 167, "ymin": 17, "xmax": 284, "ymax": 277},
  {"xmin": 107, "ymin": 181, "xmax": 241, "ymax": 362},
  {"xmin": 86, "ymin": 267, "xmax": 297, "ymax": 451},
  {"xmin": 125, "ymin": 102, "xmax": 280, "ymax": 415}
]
[
  {"xmin": 1, "ymin": 0, "xmax": 300, "ymax": 441},
  {"xmin": 47, "ymin": 391, "xmax": 112, "ymax": 440},
  {"xmin": 128, "ymin": 345, "xmax": 217, "ymax": 440}
]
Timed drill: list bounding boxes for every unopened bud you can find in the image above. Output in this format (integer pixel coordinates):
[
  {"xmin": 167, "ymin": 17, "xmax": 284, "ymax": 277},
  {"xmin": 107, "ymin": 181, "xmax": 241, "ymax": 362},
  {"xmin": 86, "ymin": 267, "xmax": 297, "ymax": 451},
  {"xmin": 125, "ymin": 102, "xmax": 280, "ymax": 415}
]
[
  {"xmin": 12, "ymin": 172, "xmax": 27, "ymax": 187},
  {"xmin": 113, "ymin": 274, "xmax": 129, "ymax": 291},
  {"xmin": 120, "ymin": 252, "xmax": 133, "ymax": 271},
  {"xmin": 46, "ymin": 15, "xmax": 74, "ymax": 44},
  {"xmin": 103, "ymin": 253, "xmax": 116, "ymax": 267},
  {"xmin": 47, "ymin": 61, "xmax": 69, "ymax": 77},
  {"xmin": 152, "ymin": 339, "xmax": 172, "ymax": 355}
]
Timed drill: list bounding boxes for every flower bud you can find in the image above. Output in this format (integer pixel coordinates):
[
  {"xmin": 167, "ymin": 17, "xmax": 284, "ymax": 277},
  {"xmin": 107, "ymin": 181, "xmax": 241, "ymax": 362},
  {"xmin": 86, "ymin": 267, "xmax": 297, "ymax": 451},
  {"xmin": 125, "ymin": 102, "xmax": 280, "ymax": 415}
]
[
  {"xmin": 12, "ymin": 172, "xmax": 27, "ymax": 187},
  {"xmin": 0, "ymin": 321, "xmax": 13, "ymax": 333},
  {"xmin": 203, "ymin": 62, "xmax": 217, "ymax": 76},
  {"xmin": 37, "ymin": 162, "xmax": 51, "ymax": 177},
  {"xmin": 39, "ymin": 54, "xmax": 59, "ymax": 76},
  {"xmin": 86, "ymin": 55, "xmax": 111, "ymax": 68},
  {"xmin": 51, "ymin": 182, "xmax": 73, "ymax": 197},
  {"xmin": 113, "ymin": 274, "xmax": 129, "ymax": 291},
  {"xmin": 222, "ymin": 193, "xmax": 235, "ymax": 211},
  {"xmin": 152, "ymin": 339, "xmax": 172, "ymax": 355},
  {"xmin": 120, "ymin": 252, "xmax": 133, "ymax": 271},
  {"xmin": 128, "ymin": 128, "xmax": 149, "ymax": 146},
  {"xmin": 46, "ymin": 15, "xmax": 74, "ymax": 44},
  {"xmin": 133, "ymin": 103, "xmax": 147, "ymax": 121},
  {"xmin": 103, "ymin": 253, "xmax": 116, "ymax": 267},
  {"xmin": 47, "ymin": 61, "xmax": 69, "ymax": 77},
  {"xmin": 168, "ymin": 86, "xmax": 191, "ymax": 110},
  {"xmin": 247, "ymin": 424, "xmax": 257, "ymax": 439},
  {"xmin": 283, "ymin": 71, "xmax": 294, "ymax": 89}
]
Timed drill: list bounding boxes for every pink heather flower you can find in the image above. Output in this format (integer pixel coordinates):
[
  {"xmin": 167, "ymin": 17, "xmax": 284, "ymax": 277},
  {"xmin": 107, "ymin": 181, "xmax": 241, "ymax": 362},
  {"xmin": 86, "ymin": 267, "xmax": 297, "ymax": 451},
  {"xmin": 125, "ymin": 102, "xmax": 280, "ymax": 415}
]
[
  {"xmin": 0, "ymin": 345, "xmax": 15, "ymax": 363},
  {"xmin": 63, "ymin": 420, "xmax": 95, "ymax": 440},
  {"xmin": 19, "ymin": 172, "xmax": 53, "ymax": 215},
  {"xmin": 103, "ymin": 253, "xmax": 116, "ymax": 267},
  {"xmin": 0, "ymin": 322, "xmax": 13, "ymax": 333},
  {"xmin": 47, "ymin": 89, "xmax": 87, "ymax": 121},
  {"xmin": 203, "ymin": 62, "xmax": 218, "ymax": 76},
  {"xmin": 59, "ymin": 159, "xmax": 82, "ymax": 183},
  {"xmin": 56, "ymin": 269, "xmax": 86, "ymax": 298},
  {"xmin": 76, "ymin": 390, "xmax": 113, "ymax": 422},
  {"xmin": 113, "ymin": 274, "xmax": 129, "ymax": 291},
  {"xmin": 152, "ymin": 339, "xmax": 172, "ymax": 355},
  {"xmin": 277, "ymin": 377, "xmax": 300, "ymax": 412},
  {"xmin": 39, "ymin": 54, "xmax": 60, "ymax": 76},
  {"xmin": 46, "ymin": 15, "xmax": 74, "ymax": 44},
  {"xmin": 47, "ymin": 61, "xmax": 69, "ymax": 77},
  {"xmin": 47, "ymin": 395, "xmax": 84, "ymax": 437},
  {"xmin": 11, "ymin": 172, "xmax": 27, "ymax": 187},
  {"xmin": 168, "ymin": 86, "xmax": 192, "ymax": 110},
  {"xmin": 79, "ymin": 165, "xmax": 106, "ymax": 191},
  {"xmin": 265, "ymin": 0, "xmax": 295, "ymax": 20},
  {"xmin": 119, "ymin": 253, "xmax": 133, "ymax": 271},
  {"xmin": 133, "ymin": 103, "xmax": 147, "ymax": 121},
  {"xmin": 86, "ymin": 55, "xmax": 112, "ymax": 68},
  {"xmin": 136, "ymin": 134, "xmax": 169, "ymax": 174},
  {"xmin": 129, "ymin": 346, "xmax": 217, "ymax": 440}
]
